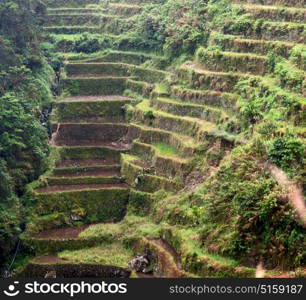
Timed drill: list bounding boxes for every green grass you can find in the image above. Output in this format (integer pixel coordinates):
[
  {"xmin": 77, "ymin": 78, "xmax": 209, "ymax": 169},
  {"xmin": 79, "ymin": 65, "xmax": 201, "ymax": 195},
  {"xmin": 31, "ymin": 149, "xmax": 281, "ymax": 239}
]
[
  {"xmin": 58, "ymin": 243, "xmax": 133, "ymax": 268},
  {"xmin": 79, "ymin": 223, "xmax": 121, "ymax": 239},
  {"xmin": 154, "ymin": 83, "xmax": 169, "ymax": 94},
  {"xmin": 153, "ymin": 142, "xmax": 179, "ymax": 156},
  {"xmin": 80, "ymin": 215, "xmax": 163, "ymax": 240},
  {"xmin": 136, "ymin": 99, "xmax": 217, "ymax": 133}
]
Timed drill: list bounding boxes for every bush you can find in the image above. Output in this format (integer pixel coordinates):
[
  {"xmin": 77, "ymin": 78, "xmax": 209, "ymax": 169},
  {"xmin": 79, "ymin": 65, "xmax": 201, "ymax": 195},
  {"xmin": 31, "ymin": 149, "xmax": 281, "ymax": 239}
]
[
  {"xmin": 73, "ymin": 33, "xmax": 102, "ymax": 54},
  {"xmin": 268, "ymin": 136, "xmax": 304, "ymax": 171}
]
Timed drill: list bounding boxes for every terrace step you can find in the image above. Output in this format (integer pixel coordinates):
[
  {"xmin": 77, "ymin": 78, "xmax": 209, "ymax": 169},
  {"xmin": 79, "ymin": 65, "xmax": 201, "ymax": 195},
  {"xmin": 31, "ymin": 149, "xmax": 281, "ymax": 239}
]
[
  {"xmin": 44, "ymin": 13, "xmax": 103, "ymax": 26},
  {"xmin": 57, "ymin": 95, "xmax": 131, "ymax": 101},
  {"xmin": 35, "ymin": 183, "xmax": 129, "ymax": 194},
  {"xmin": 150, "ymin": 97, "xmax": 230, "ymax": 124},
  {"xmin": 44, "ymin": 26, "xmax": 101, "ymax": 34},
  {"xmin": 65, "ymin": 63, "xmax": 168, "ymax": 83},
  {"xmin": 53, "ymin": 123, "xmax": 130, "ymax": 146},
  {"xmin": 31, "ymin": 225, "xmax": 90, "ymax": 240},
  {"xmin": 54, "ymin": 97, "xmax": 131, "ymax": 122},
  {"xmin": 57, "ymin": 145, "xmax": 130, "ymax": 163},
  {"xmin": 129, "ymin": 122, "xmax": 201, "ymax": 157},
  {"xmin": 55, "ymin": 140, "xmax": 131, "ymax": 147},
  {"xmin": 170, "ymin": 85, "xmax": 238, "ymax": 111},
  {"xmin": 65, "ymin": 62, "xmax": 132, "ymax": 76},
  {"xmin": 53, "ymin": 164, "xmax": 121, "ymax": 177},
  {"xmin": 209, "ymin": 33, "xmax": 301, "ymax": 57},
  {"xmin": 126, "ymin": 79, "xmax": 152, "ymax": 96},
  {"xmin": 43, "ymin": 0, "xmax": 100, "ymax": 8},
  {"xmin": 55, "ymin": 158, "xmax": 120, "ymax": 168},
  {"xmin": 233, "ymin": 0, "xmax": 305, "ymax": 8},
  {"xmin": 130, "ymin": 100, "xmax": 224, "ymax": 141},
  {"xmin": 62, "ymin": 76, "xmax": 128, "ymax": 95},
  {"xmin": 225, "ymin": 21, "xmax": 306, "ymax": 43},
  {"xmin": 47, "ymin": 8, "xmax": 105, "ymax": 14},
  {"xmin": 178, "ymin": 64, "xmax": 258, "ymax": 92},
  {"xmin": 132, "ymin": 100, "xmax": 237, "ymax": 145},
  {"xmin": 196, "ymin": 49, "xmax": 269, "ymax": 75},
  {"xmin": 32, "ymin": 183, "xmax": 130, "ymax": 218},
  {"xmin": 121, "ymin": 154, "xmax": 181, "ymax": 192},
  {"xmin": 108, "ymin": 3, "xmax": 142, "ymax": 17},
  {"xmin": 46, "ymin": 174, "xmax": 123, "ymax": 186},
  {"xmin": 78, "ymin": 50, "xmax": 165, "ymax": 66},
  {"xmin": 233, "ymin": 4, "xmax": 306, "ymax": 22},
  {"xmin": 130, "ymin": 140, "xmax": 191, "ymax": 179}
]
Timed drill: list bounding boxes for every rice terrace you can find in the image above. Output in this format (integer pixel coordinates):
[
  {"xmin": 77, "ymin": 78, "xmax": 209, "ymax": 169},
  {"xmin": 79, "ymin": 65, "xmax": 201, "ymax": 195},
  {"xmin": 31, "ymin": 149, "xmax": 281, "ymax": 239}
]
[{"xmin": 0, "ymin": 0, "xmax": 305, "ymax": 279}]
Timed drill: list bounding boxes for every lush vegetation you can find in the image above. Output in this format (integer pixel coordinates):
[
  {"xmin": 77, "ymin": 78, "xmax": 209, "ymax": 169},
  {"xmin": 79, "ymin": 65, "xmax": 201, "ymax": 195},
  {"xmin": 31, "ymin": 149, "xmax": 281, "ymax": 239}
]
[
  {"xmin": 2, "ymin": 0, "xmax": 305, "ymax": 277},
  {"xmin": 0, "ymin": 0, "xmax": 55, "ymax": 269}
]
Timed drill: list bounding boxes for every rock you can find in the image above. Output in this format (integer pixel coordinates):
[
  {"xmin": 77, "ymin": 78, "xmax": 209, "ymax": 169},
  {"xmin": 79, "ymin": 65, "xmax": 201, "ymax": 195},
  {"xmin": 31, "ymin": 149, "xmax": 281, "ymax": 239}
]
[
  {"xmin": 70, "ymin": 213, "xmax": 83, "ymax": 222},
  {"xmin": 44, "ymin": 270, "xmax": 56, "ymax": 278},
  {"xmin": 128, "ymin": 255, "xmax": 151, "ymax": 273}
]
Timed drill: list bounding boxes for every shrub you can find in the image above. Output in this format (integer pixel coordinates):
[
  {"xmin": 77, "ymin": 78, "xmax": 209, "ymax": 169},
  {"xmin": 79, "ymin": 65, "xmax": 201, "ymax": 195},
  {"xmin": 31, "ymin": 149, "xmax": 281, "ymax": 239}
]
[
  {"xmin": 73, "ymin": 33, "xmax": 102, "ymax": 54},
  {"xmin": 268, "ymin": 136, "xmax": 304, "ymax": 171}
]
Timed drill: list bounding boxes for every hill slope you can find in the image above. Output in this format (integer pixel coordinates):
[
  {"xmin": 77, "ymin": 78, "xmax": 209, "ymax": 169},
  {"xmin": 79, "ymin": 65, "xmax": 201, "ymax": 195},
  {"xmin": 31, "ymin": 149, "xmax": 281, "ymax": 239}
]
[{"xmin": 17, "ymin": 0, "xmax": 305, "ymax": 278}]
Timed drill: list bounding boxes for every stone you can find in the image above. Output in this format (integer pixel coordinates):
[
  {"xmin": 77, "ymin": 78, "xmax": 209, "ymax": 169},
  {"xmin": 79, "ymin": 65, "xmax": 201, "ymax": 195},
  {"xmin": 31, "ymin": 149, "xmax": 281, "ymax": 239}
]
[{"xmin": 128, "ymin": 255, "xmax": 151, "ymax": 273}]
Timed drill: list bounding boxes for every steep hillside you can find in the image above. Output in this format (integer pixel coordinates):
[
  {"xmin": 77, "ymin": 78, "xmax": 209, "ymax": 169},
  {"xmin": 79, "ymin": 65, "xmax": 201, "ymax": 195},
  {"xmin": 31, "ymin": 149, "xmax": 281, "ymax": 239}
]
[{"xmin": 16, "ymin": 0, "xmax": 305, "ymax": 278}]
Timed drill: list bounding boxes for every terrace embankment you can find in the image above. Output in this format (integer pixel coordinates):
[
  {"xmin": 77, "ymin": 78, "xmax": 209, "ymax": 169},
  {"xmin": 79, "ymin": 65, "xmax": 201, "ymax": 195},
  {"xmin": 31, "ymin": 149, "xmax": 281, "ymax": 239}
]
[{"xmin": 18, "ymin": 0, "xmax": 305, "ymax": 278}]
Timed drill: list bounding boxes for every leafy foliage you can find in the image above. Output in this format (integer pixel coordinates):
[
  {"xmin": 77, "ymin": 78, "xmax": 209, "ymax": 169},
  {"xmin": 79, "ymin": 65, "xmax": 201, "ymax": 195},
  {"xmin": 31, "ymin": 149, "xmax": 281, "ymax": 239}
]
[
  {"xmin": 132, "ymin": 0, "xmax": 209, "ymax": 58},
  {"xmin": 268, "ymin": 136, "xmax": 304, "ymax": 171},
  {"xmin": 0, "ymin": 0, "xmax": 53, "ymax": 269}
]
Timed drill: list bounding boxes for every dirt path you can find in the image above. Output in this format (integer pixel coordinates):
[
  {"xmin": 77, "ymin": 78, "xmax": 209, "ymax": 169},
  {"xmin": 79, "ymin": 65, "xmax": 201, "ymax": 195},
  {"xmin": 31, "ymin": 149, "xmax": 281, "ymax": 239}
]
[
  {"xmin": 150, "ymin": 238, "xmax": 182, "ymax": 269},
  {"xmin": 50, "ymin": 123, "xmax": 61, "ymax": 146},
  {"xmin": 267, "ymin": 163, "xmax": 306, "ymax": 226},
  {"xmin": 149, "ymin": 238, "xmax": 185, "ymax": 278}
]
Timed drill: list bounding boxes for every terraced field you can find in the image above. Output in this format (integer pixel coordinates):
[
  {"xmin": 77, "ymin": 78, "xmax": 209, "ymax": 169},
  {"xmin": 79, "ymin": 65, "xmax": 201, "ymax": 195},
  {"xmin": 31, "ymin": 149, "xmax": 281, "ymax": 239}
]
[{"xmin": 19, "ymin": 0, "xmax": 305, "ymax": 278}]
